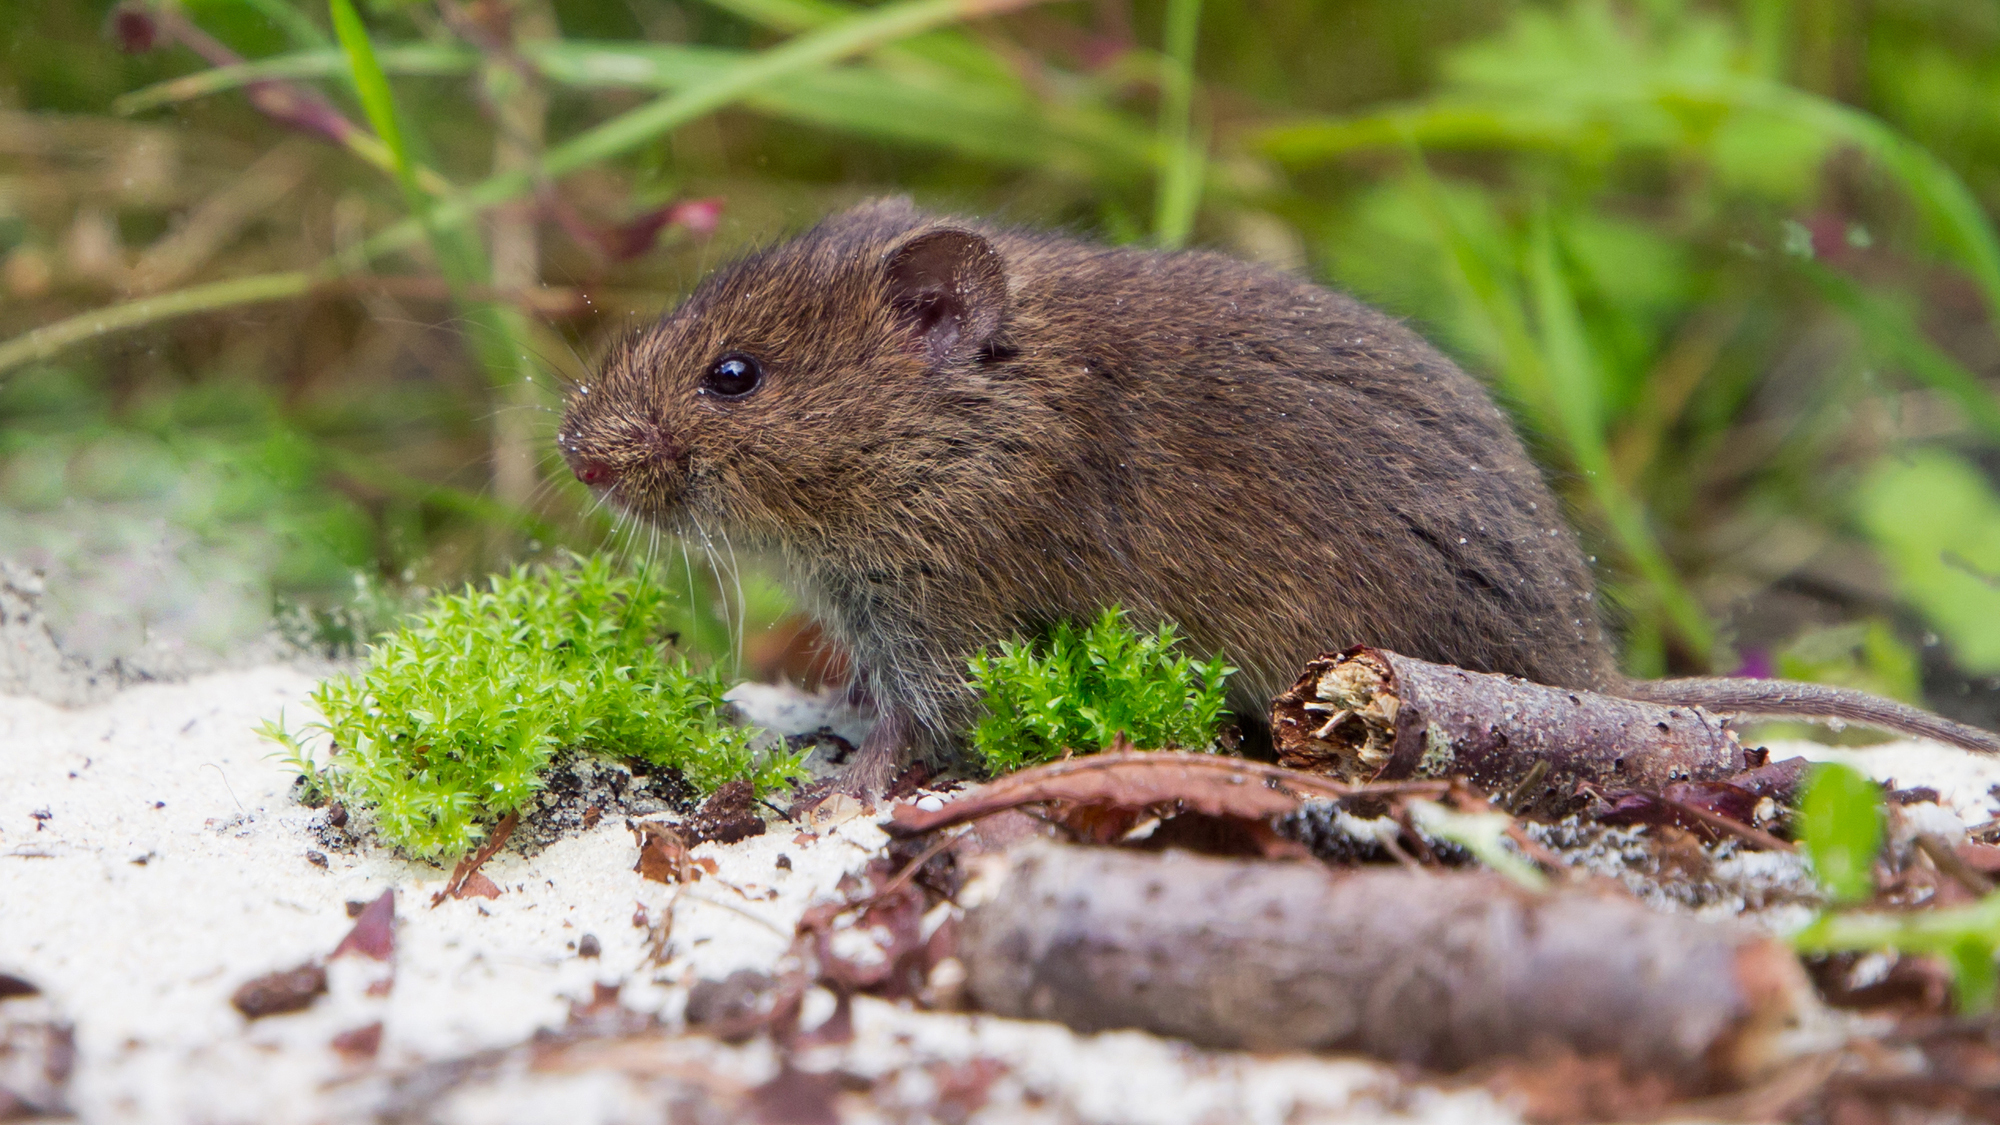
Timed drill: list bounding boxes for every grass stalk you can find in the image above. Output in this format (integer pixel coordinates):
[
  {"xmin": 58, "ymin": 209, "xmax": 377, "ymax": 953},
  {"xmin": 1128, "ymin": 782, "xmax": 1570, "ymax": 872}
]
[
  {"xmin": 329, "ymin": 0, "xmax": 429, "ymax": 215},
  {"xmin": 116, "ymin": 38, "xmax": 1151, "ymax": 177},
  {"xmin": 5, "ymin": 0, "xmax": 1044, "ymax": 377},
  {"xmin": 241, "ymin": 0, "xmax": 331, "ymax": 48},
  {"xmin": 1152, "ymin": 0, "xmax": 1205, "ymax": 247},
  {"xmin": 1400, "ymin": 150, "xmax": 1713, "ymax": 662},
  {"xmin": 327, "ymin": 0, "xmax": 553, "ymax": 564},
  {"xmin": 1260, "ymin": 74, "xmax": 2000, "ymax": 348},
  {"xmin": 1523, "ymin": 208, "xmax": 1714, "ymax": 660},
  {"xmin": 0, "ymin": 272, "xmax": 314, "ymax": 374},
  {"xmin": 113, "ymin": 46, "xmax": 474, "ymax": 115},
  {"xmin": 483, "ymin": 0, "xmax": 559, "ymax": 522}
]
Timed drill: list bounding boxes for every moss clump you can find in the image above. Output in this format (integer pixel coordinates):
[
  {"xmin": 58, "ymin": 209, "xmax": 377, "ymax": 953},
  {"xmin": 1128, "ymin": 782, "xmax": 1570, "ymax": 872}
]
[
  {"xmin": 263, "ymin": 556, "xmax": 802, "ymax": 858},
  {"xmin": 968, "ymin": 607, "xmax": 1236, "ymax": 774}
]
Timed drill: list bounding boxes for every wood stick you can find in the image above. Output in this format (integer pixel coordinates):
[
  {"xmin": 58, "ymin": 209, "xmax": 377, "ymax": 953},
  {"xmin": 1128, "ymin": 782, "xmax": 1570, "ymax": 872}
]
[
  {"xmin": 960, "ymin": 842, "xmax": 1819, "ymax": 1091},
  {"xmin": 1272, "ymin": 648, "xmax": 1750, "ymax": 818}
]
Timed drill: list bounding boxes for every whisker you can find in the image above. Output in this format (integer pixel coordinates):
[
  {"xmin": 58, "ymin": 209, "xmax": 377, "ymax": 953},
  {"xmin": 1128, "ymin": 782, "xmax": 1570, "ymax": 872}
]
[
  {"xmin": 512, "ymin": 334, "xmax": 587, "ymax": 394},
  {"xmin": 476, "ymin": 403, "xmax": 562, "ymax": 425},
  {"xmin": 719, "ymin": 525, "xmax": 748, "ymax": 678}
]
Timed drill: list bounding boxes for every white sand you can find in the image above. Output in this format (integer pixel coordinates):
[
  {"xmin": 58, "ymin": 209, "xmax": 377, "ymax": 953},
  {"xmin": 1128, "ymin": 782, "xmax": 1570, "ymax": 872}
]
[{"xmin": 0, "ymin": 668, "xmax": 1521, "ymax": 1124}]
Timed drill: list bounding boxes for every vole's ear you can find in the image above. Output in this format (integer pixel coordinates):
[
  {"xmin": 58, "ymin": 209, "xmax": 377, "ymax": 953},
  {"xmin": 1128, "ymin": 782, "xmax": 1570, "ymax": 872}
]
[{"xmin": 883, "ymin": 228, "xmax": 1007, "ymax": 367}]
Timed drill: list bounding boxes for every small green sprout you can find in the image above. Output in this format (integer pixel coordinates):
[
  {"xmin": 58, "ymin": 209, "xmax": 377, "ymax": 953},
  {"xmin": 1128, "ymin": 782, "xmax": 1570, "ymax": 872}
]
[
  {"xmin": 1795, "ymin": 897, "xmax": 2000, "ymax": 1014},
  {"xmin": 1799, "ymin": 761, "xmax": 1884, "ymax": 904},
  {"xmin": 967, "ymin": 607, "xmax": 1235, "ymax": 774},
  {"xmin": 1792, "ymin": 760, "xmax": 2000, "ymax": 1013},
  {"xmin": 262, "ymin": 555, "xmax": 803, "ymax": 858}
]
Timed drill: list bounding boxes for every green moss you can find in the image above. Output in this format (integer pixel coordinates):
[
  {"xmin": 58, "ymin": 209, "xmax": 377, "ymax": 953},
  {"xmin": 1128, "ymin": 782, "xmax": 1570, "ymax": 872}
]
[
  {"xmin": 968, "ymin": 607, "xmax": 1235, "ymax": 774},
  {"xmin": 263, "ymin": 555, "xmax": 803, "ymax": 858}
]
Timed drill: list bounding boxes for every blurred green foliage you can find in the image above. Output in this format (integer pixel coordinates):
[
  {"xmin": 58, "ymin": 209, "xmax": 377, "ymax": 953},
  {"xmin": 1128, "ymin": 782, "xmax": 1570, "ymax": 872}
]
[
  {"xmin": 0, "ymin": 366, "xmax": 375, "ymax": 656},
  {"xmin": 1793, "ymin": 759, "xmax": 2000, "ymax": 1014},
  {"xmin": 1856, "ymin": 449, "xmax": 2000, "ymax": 673},
  {"xmin": 0, "ymin": 0, "xmax": 1997, "ymax": 726}
]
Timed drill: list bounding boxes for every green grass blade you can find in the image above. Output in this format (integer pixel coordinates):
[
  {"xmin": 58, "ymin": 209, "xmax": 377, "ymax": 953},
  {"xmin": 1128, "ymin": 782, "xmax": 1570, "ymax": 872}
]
[
  {"xmin": 351, "ymin": 0, "xmax": 1054, "ymax": 267},
  {"xmin": 1741, "ymin": 80, "xmax": 2000, "ymax": 332},
  {"xmin": 698, "ymin": 0, "xmax": 1016, "ymax": 80},
  {"xmin": 118, "ymin": 40, "xmax": 1149, "ymax": 175},
  {"xmin": 0, "ymin": 272, "xmax": 315, "ymax": 375},
  {"xmin": 1523, "ymin": 206, "xmax": 1713, "ymax": 659},
  {"xmin": 328, "ymin": 0, "xmax": 516, "ymax": 396},
  {"xmin": 114, "ymin": 45, "xmax": 475, "ymax": 115},
  {"xmin": 328, "ymin": 0, "xmax": 426, "ymax": 212},
  {"xmin": 1400, "ymin": 149, "xmax": 1712, "ymax": 662},
  {"xmin": 1396, "ymin": 149, "xmax": 1543, "ymax": 413},
  {"xmin": 1525, "ymin": 205, "xmax": 1604, "ymax": 443},
  {"xmin": 3, "ymin": 0, "xmax": 1052, "ymax": 376},
  {"xmin": 702, "ymin": 0, "xmax": 843, "ymax": 31},
  {"xmin": 1152, "ymin": 0, "xmax": 1205, "ymax": 247},
  {"xmin": 535, "ymin": 42, "xmax": 1147, "ymax": 173},
  {"xmin": 1260, "ymin": 73, "xmax": 2000, "ymax": 346},
  {"xmin": 114, "ymin": 41, "xmax": 463, "ymax": 199},
  {"xmin": 1259, "ymin": 102, "xmax": 1601, "ymax": 164},
  {"xmin": 536, "ymin": 0, "xmax": 1041, "ymax": 185}
]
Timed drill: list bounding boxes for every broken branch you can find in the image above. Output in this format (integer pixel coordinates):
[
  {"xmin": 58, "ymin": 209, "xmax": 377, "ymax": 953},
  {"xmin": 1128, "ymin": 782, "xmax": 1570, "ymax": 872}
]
[
  {"xmin": 1272, "ymin": 648, "xmax": 1752, "ymax": 817},
  {"xmin": 960, "ymin": 842, "xmax": 1819, "ymax": 1091}
]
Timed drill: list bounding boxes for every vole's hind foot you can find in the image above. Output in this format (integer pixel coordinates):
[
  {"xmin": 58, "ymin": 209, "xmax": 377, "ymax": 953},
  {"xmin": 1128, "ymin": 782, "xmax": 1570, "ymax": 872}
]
[{"xmin": 828, "ymin": 708, "xmax": 908, "ymax": 806}]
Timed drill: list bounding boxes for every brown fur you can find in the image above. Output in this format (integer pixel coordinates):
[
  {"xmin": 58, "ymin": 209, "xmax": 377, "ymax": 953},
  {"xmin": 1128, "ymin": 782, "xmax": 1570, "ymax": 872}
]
[{"xmin": 559, "ymin": 200, "xmax": 1997, "ymax": 785}]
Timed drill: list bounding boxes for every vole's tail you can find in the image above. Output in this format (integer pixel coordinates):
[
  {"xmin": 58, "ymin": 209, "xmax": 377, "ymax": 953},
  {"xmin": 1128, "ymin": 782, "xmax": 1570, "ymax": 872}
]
[{"xmin": 1619, "ymin": 677, "xmax": 2000, "ymax": 755}]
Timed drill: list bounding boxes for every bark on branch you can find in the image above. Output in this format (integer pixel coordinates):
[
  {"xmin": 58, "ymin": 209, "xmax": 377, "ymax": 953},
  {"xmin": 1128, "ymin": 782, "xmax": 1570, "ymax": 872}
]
[
  {"xmin": 1271, "ymin": 648, "xmax": 1752, "ymax": 817},
  {"xmin": 960, "ymin": 842, "xmax": 1817, "ymax": 1091}
]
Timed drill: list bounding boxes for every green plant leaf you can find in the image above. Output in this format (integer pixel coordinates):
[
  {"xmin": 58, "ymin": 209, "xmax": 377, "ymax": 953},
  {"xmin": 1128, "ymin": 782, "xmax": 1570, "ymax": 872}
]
[
  {"xmin": 1854, "ymin": 449, "xmax": 2000, "ymax": 673},
  {"xmin": 1947, "ymin": 933, "xmax": 2000, "ymax": 1014},
  {"xmin": 1793, "ymin": 892, "xmax": 2000, "ymax": 1014},
  {"xmin": 1259, "ymin": 1, "xmax": 2000, "ymax": 351},
  {"xmin": 1799, "ymin": 761, "xmax": 1884, "ymax": 904},
  {"xmin": 327, "ymin": 0, "xmax": 425, "ymax": 214}
]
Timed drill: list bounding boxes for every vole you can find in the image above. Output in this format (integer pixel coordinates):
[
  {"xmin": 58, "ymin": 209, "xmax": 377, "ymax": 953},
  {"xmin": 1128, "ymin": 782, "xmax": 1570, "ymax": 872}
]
[{"xmin": 558, "ymin": 198, "xmax": 2000, "ymax": 791}]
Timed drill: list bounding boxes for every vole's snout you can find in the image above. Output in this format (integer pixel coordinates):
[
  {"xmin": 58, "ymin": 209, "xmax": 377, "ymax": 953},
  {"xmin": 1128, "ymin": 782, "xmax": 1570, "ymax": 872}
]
[
  {"xmin": 555, "ymin": 409, "xmax": 686, "ymax": 518},
  {"xmin": 555, "ymin": 425, "xmax": 618, "ymax": 490}
]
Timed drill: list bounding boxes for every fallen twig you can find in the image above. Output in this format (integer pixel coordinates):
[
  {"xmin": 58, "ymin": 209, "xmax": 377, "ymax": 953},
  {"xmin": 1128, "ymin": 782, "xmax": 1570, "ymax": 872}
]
[
  {"xmin": 1914, "ymin": 833, "xmax": 1996, "ymax": 898},
  {"xmin": 1272, "ymin": 648, "xmax": 1752, "ymax": 817},
  {"xmin": 885, "ymin": 750, "xmax": 1447, "ymax": 838},
  {"xmin": 960, "ymin": 842, "xmax": 1820, "ymax": 1091}
]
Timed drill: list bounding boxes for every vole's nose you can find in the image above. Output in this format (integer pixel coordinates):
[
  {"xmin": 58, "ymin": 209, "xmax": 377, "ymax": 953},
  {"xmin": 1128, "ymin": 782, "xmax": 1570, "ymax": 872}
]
[{"xmin": 572, "ymin": 459, "xmax": 613, "ymax": 486}]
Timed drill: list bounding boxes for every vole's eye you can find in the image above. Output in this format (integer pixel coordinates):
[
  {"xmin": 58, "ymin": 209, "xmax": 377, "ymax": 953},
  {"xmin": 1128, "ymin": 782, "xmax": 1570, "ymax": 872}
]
[{"xmin": 701, "ymin": 352, "xmax": 763, "ymax": 398}]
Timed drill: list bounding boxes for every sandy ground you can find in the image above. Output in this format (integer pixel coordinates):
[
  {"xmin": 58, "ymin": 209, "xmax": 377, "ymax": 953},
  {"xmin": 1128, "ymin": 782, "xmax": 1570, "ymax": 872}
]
[
  {"xmin": 0, "ymin": 666, "xmax": 1538, "ymax": 1124},
  {"xmin": 6, "ymin": 537, "xmax": 2000, "ymax": 1125}
]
